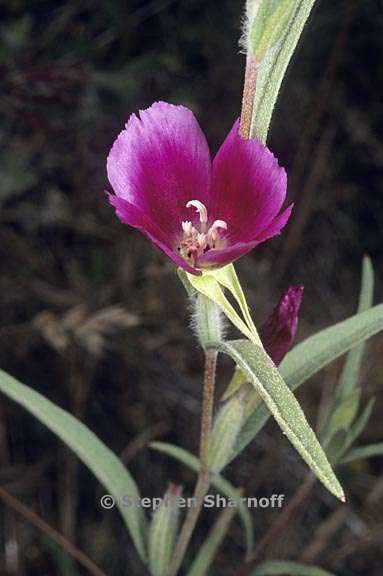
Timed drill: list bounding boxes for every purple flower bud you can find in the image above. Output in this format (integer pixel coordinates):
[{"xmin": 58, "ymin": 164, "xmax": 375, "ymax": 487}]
[
  {"xmin": 106, "ymin": 101, "xmax": 292, "ymax": 275},
  {"xmin": 260, "ymin": 286, "xmax": 304, "ymax": 365}
]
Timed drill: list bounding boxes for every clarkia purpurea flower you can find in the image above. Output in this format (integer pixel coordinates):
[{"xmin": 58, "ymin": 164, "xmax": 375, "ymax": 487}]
[
  {"xmin": 107, "ymin": 101, "xmax": 292, "ymax": 275},
  {"xmin": 260, "ymin": 286, "xmax": 304, "ymax": 365}
]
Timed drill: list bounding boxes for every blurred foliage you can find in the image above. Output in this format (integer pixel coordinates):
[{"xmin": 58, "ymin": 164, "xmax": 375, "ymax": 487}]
[{"xmin": 0, "ymin": 1, "xmax": 382, "ymax": 575}]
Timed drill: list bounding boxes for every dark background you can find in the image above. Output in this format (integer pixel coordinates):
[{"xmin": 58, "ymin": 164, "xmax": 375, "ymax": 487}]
[{"xmin": 0, "ymin": 1, "xmax": 382, "ymax": 574}]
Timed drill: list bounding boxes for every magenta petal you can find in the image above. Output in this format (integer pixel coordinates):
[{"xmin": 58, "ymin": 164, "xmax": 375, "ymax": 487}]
[
  {"xmin": 107, "ymin": 102, "xmax": 211, "ymax": 241},
  {"xmin": 260, "ymin": 286, "xmax": 304, "ymax": 366},
  {"xmin": 108, "ymin": 194, "xmax": 201, "ymax": 275},
  {"xmin": 210, "ymin": 120, "xmax": 288, "ymax": 243},
  {"xmin": 197, "ymin": 204, "xmax": 293, "ymax": 269},
  {"xmin": 255, "ymin": 203, "xmax": 293, "ymax": 242},
  {"xmin": 197, "ymin": 239, "xmax": 261, "ymax": 268}
]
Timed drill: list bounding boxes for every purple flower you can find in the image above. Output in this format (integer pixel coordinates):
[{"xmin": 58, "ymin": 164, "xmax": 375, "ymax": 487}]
[
  {"xmin": 107, "ymin": 101, "xmax": 292, "ymax": 275},
  {"xmin": 260, "ymin": 286, "xmax": 304, "ymax": 365}
]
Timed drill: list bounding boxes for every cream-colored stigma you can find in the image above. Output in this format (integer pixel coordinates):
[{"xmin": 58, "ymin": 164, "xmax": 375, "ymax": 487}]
[{"xmin": 179, "ymin": 200, "xmax": 227, "ymax": 266}]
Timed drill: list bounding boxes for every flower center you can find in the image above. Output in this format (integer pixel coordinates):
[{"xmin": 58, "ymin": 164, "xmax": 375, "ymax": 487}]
[{"xmin": 178, "ymin": 200, "xmax": 227, "ymax": 266}]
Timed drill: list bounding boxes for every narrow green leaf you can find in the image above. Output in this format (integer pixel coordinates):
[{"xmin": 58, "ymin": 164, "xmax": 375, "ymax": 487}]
[
  {"xmin": 187, "ymin": 505, "xmax": 237, "ymax": 576},
  {"xmin": 248, "ymin": 0, "xmax": 317, "ymax": 143},
  {"xmin": 341, "ymin": 442, "xmax": 383, "ymax": 464},
  {"xmin": 235, "ymin": 303, "xmax": 383, "ymax": 458},
  {"xmin": 251, "ymin": 560, "xmax": 336, "ymax": 576},
  {"xmin": 334, "ymin": 255, "xmax": 374, "ymax": 404},
  {"xmin": 149, "ymin": 441, "xmax": 254, "ymax": 557},
  {"xmin": 209, "ymin": 340, "xmax": 344, "ymax": 500},
  {"xmin": 0, "ymin": 369, "xmax": 148, "ymax": 562}
]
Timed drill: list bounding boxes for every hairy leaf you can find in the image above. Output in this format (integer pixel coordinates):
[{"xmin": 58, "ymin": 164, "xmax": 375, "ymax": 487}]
[{"xmin": 209, "ymin": 340, "xmax": 344, "ymax": 500}]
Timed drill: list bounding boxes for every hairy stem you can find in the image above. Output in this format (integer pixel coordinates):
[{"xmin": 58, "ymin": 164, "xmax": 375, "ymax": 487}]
[
  {"xmin": 169, "ymin": 350, "xmax": 217, "ymax": 576},
  {"xmin": 239, "ymin": 55, "xmax": 259, "ymax": 139}
]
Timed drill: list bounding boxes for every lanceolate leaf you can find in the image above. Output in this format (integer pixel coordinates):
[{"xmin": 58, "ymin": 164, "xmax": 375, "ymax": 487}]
[
  {"xmin": 235, "ymin": 303, "xmax": 383, "ymax": 458},
  {"xmin": 149, "ymin": 441, "xmax": 254, "ymax": 557},
  {"xmin": 0, "ymin": 369, "xmax": 148, "ymax": 562},
  {"xmin": 251, "ymin": 560, "xmax": 336, "ymax": 576},
  {"xmin": 209, "ymin": 340, "xmax": 344, "ymax": 500}
]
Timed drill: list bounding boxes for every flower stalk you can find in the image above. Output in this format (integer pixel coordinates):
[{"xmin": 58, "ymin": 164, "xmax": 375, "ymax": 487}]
[{"xmin": 169, "ymin": 296, "xmax": 219, "ymax": 576}]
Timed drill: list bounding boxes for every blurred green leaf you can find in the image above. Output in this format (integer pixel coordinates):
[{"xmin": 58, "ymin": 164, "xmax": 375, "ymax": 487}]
[
  {"xmin": 322, "ymin": 388, "xmax": 361, "ymax": 443},
  {"xmin": 187, "ymin": 504, "xmax": 237, "ymax": 576},
  {"xmin": 251, "ymin": 560, "xmax": 336, "ymax": 576},
  {"xmin": 327, "ymin": 398, "xmax": 376, "ymax": 464},
  {"xmin": 334, "ymin": 256, "xmax": 374, "ymax": 404},
  {"xmin": 209, "ymin": 340, "xmax": 344, "ymax": 500},
  {"xmin": 149, "ymin": 441, "xmax": 254, "ymax": 557},
  {"xmin": 325, "ymin": 430, "xmax": 348, "ymax": 464},
  {"xmin": 340, "ymin": 398, "xmax": 376, "ymax": 457},
  {"xmin": 0, "ymin": 369, "xmax": 148, "ymax": 563},
  {"xmin": 208, "ymin": 393, "xmax": 245, "ymax": 473},
  {"xmin": 320, "ymin": 259, "xmax": 374, "ymax": 448},
  {"xmin": 234, "ymin": 303, "xmax": 383, "ymax": 458},
  {"xmin": 221, "ymin": 365, "xmax": 249, "ymax": 401},
  {"xmin": 340, "ymin": 442, "xmax": 383, "ymax": 464},
  {"xmin": 149, "ymin": 486, "xmax": 180, "ymax": 576}
]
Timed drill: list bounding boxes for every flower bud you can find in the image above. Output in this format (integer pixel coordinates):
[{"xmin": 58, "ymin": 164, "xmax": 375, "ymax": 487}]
[
  {"xmin": 208, "ymin": 394, "xmax": 245, "ymax": 473},
  {"xmin": 260, "ymin": 286, "xmax": 304, "ymax": 365},
  {"xmin": 192, "ymin": 293, "xmax": 224, "ymax": 349},
  {"xmin": 148, "ymin": 484, "xmax": 182, "ymax": 576}
]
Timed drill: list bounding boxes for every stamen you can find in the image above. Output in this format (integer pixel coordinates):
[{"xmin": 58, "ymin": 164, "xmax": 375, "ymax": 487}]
[
  {"xmin": 211, "ymin": 220, "xmax": 227, "ymax": 232},
  {"xmin": 197, "ymin": 233, "xmax": 208, "ymax": 250},
  {"xmin": 182, "ymin": 221, "xmax": 193, "ymax": 235},
  {"xmin": 180, "ymin": 204, "xmax": 228, "ymax": 266},
  {"xmin": 207, "ymin": 220, "xmax": 228, "ymax": 243},
  {"xmin": 186, "ymin": 200, "xmax": 208, "ymax": 223}
]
